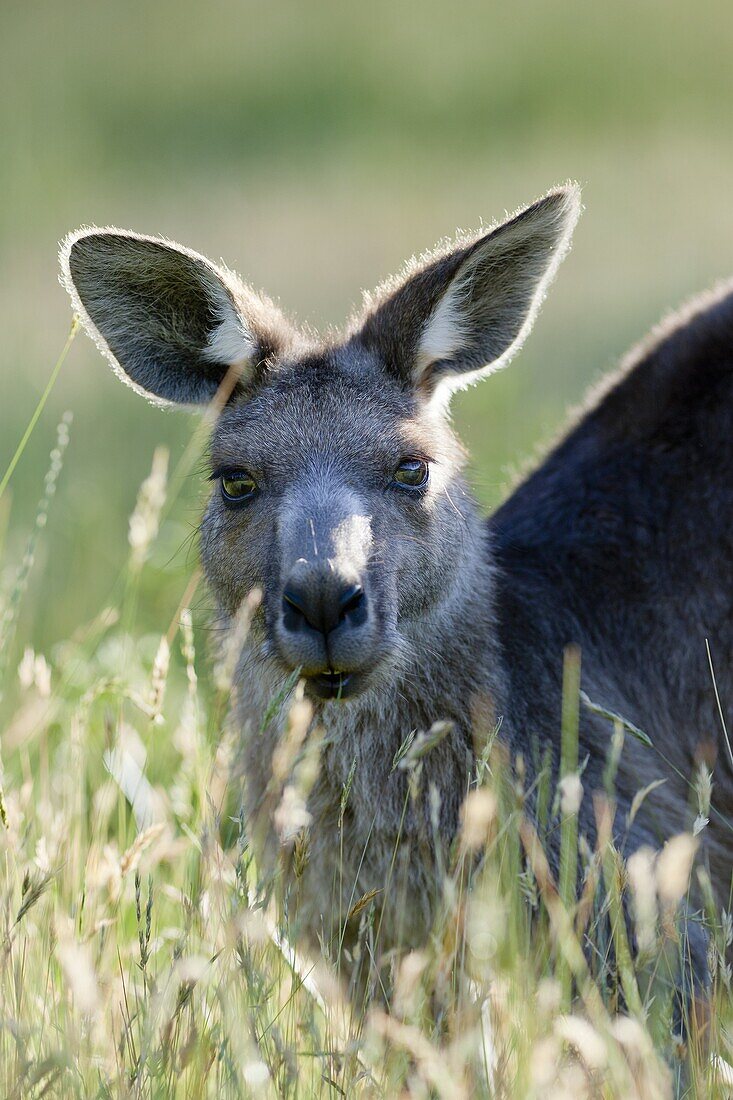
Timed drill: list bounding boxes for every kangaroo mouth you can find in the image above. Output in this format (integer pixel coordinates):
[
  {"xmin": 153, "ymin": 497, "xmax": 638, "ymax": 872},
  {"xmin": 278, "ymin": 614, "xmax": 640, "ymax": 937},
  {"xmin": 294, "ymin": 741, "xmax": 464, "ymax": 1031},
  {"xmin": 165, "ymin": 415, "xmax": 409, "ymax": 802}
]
[{"xmin": 306, "ymin": 669, "xmax": 357, "ymax": 700}]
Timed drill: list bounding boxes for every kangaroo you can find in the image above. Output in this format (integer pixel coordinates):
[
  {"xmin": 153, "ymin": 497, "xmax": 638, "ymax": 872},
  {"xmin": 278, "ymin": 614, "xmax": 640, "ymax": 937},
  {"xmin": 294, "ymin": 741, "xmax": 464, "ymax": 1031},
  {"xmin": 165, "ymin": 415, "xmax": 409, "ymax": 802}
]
[{"xmin": 60, "ymin": 186, "xmax": 732, "ymax": 1000}]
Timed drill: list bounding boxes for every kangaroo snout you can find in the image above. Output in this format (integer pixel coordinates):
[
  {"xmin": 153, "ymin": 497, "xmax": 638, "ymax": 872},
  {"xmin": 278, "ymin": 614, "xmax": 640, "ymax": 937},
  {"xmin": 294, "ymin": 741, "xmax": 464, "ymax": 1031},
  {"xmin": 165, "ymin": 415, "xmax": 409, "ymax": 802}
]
[
  {"xmin": 280, "ymin": 564, "xmax": 373, "ymax": 698},
  {"xmin": 275, "ymin": 499, "xmax": 386, "ymax": 699},
  {"xmin": 282, "ymin": 575, "xmax": 367, "ymax": 636}
]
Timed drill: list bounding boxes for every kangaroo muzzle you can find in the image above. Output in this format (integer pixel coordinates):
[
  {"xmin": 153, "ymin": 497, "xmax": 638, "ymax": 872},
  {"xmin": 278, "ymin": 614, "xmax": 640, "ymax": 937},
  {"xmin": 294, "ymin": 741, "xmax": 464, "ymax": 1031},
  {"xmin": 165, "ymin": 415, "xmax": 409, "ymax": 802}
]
[{"xmin": 276, "ymin": 493, "xmax": 379, "ymax": 698}]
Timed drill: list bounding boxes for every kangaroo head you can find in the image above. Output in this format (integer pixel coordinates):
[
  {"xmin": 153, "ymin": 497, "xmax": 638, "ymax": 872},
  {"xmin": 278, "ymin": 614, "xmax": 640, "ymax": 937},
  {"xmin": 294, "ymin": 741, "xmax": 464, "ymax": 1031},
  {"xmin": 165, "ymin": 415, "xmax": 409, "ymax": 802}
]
[{"xmin": 61, "ymin": 187, "xmax": 580, "ymax": 702}]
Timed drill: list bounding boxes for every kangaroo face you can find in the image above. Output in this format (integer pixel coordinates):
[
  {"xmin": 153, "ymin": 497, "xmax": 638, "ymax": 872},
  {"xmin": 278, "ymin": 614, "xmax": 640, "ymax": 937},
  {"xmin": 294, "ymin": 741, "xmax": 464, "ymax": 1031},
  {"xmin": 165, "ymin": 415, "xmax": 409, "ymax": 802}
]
[
  {"xmin": 60, "ymin": 186, "xmax": 579, "ymax": 702},
  {"xmin": 200, "ymin": 354, "xmax": 466, "ymax": 699}
]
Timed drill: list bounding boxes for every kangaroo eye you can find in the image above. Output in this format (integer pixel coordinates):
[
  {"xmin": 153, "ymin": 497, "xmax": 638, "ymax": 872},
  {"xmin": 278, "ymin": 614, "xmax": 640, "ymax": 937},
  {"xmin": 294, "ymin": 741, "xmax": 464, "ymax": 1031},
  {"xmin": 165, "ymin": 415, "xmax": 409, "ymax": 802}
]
[
  {"xmin": 220, "ymin": 470, "xmax": 258, "ymax": 504},
  {"xmin": 392, "ymin": 457, "xmax": 430, "ymax": 490}
]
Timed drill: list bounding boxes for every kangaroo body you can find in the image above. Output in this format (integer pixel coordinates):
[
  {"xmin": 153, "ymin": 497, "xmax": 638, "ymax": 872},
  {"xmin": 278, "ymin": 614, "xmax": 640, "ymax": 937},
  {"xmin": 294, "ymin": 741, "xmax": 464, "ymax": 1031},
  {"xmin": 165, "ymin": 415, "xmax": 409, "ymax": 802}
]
[
  {"xmin": 234, "ymin": 283, "xmax": 733, "ymax": 966},
  {"xmin": 493, "ymin": 286, "xmax": 733, "ymax": 908},
  {"xmin": 61, "ymin": 186, "xmax": 732, "ymax": 992}
]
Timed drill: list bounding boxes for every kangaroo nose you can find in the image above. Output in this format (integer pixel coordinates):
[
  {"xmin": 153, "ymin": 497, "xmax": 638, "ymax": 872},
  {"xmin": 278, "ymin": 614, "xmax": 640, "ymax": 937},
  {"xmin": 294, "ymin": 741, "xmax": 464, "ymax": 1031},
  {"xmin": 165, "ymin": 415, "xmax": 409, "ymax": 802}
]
[{"xmin": 282, "ymin": 578, "xmax": 367, "ymax": 636}]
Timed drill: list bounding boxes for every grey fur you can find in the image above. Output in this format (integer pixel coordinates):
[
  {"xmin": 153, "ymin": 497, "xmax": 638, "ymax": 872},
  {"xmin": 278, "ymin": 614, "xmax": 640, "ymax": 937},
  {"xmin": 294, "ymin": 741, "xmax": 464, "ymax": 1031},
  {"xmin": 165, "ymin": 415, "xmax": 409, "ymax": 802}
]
[{"xmin": 61, "ymin": 185, "xmax": 732, "ymax": 995}]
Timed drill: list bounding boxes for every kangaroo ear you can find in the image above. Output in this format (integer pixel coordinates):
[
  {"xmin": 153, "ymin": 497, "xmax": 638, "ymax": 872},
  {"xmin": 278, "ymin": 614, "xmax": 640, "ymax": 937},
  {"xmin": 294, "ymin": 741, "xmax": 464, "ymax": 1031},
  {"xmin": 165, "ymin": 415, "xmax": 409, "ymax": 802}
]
[
  {"xmin": 60, "ymin": 228, "xmax": 296, "ymax": 406},
  {"xmin": 358, "ymin": 186, "xmax": 581, "ymax": 398}
]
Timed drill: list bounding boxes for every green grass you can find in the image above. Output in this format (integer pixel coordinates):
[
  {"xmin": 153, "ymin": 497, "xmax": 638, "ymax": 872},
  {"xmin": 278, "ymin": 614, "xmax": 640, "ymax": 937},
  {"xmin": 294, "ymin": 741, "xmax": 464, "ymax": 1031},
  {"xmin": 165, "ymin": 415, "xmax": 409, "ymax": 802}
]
[{"xmin": 1, "ymin": 353, "xmax": 732, "ymax": 1098}]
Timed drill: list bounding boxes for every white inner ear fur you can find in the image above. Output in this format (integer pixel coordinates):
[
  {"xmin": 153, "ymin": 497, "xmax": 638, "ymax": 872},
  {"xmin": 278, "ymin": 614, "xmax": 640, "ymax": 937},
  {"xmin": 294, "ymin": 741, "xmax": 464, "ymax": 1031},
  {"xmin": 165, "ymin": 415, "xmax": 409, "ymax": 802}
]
[
  {"xmin": 414, "ymin": 187, "xmax": 580, "ymax": 396},
  {"xmin": 414, "ymin": 280, "xmax": 469, "ymax": 376},
  {"xmin": 202, "ymin": 299, "xmax": 256, "ymax": 367}
]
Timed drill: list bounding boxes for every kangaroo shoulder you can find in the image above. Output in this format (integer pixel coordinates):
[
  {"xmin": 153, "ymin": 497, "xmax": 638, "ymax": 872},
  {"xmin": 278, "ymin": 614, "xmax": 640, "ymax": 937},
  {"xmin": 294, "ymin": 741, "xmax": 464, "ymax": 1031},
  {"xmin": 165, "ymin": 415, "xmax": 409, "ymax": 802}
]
[
  {"xmin": 579, "ymin": 278, "xmax": 733, "ymax": 445},
  {"xmin": 491, "ymin": 278, "xmax": 733, "ymax": 563}
]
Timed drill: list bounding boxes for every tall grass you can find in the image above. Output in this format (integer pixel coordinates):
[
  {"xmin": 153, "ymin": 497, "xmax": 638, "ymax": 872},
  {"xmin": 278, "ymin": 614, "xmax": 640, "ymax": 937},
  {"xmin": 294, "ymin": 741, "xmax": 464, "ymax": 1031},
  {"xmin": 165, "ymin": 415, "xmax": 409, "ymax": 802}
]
[{"xmin": 1, "ymin": 358, "xmax": 732, "ymax": 1099}]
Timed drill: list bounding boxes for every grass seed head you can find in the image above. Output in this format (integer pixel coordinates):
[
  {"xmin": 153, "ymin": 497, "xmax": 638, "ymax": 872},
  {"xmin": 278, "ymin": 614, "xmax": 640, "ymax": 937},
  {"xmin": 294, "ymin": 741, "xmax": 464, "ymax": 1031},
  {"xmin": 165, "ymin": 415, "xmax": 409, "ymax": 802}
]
[
  {"xmin": 459, "ymin": 788, "xmax": 498, "ymax": 852},
  {"xmin": 626, "ymin": 846, "xmax": 658, "ymax": 953},
  {"xmin": 559, "ymin": 773, "xmax": 583, "ymax": 817},
  {"xmin": 274, "ymin": 784, "xmax": 312, "ymax": 845},
  {"xmin": 656, "ymin": 833, "xmax": 698, "ymax": 907},
  {"xmin": 56, "ymin": 933, "xmax": 100, "ymax": 1018},
  {"xmin": 128, "ymin": 446, "xmax": 168, "ymax": 567}
]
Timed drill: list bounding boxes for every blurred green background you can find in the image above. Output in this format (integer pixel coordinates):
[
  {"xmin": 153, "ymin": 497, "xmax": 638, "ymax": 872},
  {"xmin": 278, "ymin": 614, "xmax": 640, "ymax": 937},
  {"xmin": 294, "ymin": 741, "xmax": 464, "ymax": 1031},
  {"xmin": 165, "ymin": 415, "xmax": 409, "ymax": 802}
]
[{"xmin": 3, "ymin": 0, "xmax": 733, "ymax": 652}]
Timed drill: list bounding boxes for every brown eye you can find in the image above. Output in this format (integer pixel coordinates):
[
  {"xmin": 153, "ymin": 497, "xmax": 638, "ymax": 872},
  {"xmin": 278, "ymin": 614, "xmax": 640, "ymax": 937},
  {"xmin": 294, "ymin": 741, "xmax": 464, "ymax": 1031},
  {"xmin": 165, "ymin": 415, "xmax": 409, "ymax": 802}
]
[
  {"xmin": 392, "ymin": 458, "xmax": 430, "ymax": 490},
  {"xmin": 221, "ymin": 470, "xmax": 258, "ymax": 504}
]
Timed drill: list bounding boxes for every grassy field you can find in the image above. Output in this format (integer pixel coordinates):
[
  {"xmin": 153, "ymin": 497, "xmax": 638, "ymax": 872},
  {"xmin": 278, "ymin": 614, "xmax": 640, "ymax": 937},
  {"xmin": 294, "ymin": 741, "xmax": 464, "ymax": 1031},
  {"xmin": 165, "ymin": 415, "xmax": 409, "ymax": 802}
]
[
  {"xmin": 1, "ymin": 418, "xmax": 731, "ymax": 1098},
  {"xmin": 2, "ymin": 2, "xmax": 733, "ymax": 1095}
]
